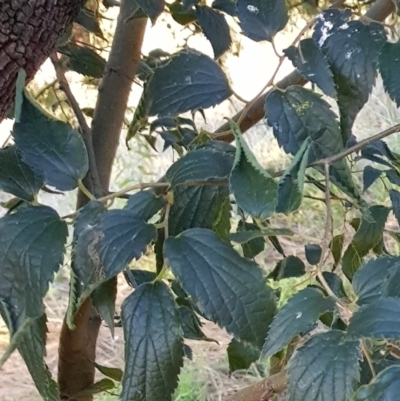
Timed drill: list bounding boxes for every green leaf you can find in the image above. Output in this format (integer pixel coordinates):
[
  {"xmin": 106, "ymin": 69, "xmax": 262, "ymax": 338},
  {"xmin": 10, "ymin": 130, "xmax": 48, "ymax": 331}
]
[
  {"xmin": 17, "ymin": 314, "xmax": 61, "ymax": 401},
  {"xmin": 347, "ymin": 298, "xmax": 400, "ymax": 340},
  {"xmin": 353, "ymin": 366, "xmax": 400, "ymax": 400},
  {"xmin": 276, "ymin": 138, "xmax": 310, "ymax": 214},
  {"xmin": 121, "ymin": 281, "xmax": 183, "ymax": 401},
  {"xmin": 230, "ymin": 121, "xmax": 278, "ymax": 221},
  {"xmin": 75, "ymin": 8, "xmax": 104, "ymax": 38},
  {"xmin": 227, "ymin": 338, "xmax": 260, "ymax": 373},
  {"xmin": 266, "ymin": 85, "xmax": 360, "ymax": 202},
  {"xmin": 164, "ymin": 228, "xmax": 277, "ymax": 347},
  {"xmin": 268, "ymin": 255, "xmax": 305, "ymax": 280},
  {"xmin": 78, "ymin": 379, "xmax": 115, "ymax": 396},
  {"xmin": 0, "ymin": 205, "xmax": 67, "ymax": 335},
  {"xmin": 168, "ymin": 184, "xmax": 230, "ymax": 236},
  {"xmin": 320, "ymin": 272, "xmax": 347, "ymax": 299},
  {"xmin": 342, "ymin": 205, "xmax": 390, "ymax": 280},
  {"xmin": 313, "ymin": 9, "xmax": 386, "ymax": 142},
  {"xmin": 13, "ymin": 93, "xmax": 89, "ymax": 191},
  {"xmin": 236, "ymin": 222, "xmax": 265, "ymax": 258},
  {"xmin": 59, "ymin": 43, "xmax": 106, "ymax": 78},
  {"xmin": 165, "ymin": 148, "xmax": 233, "ymax": 187},
  {"xmin": 129, "ymin": 0, "xmax": 164, "ymax": 23},
  {"xmin": 196, "ymin": 6, "xmax": 231, "ymax": 59},
  {"xmin": 390, "ymin": 189, "xmax": 400, "ymax": 226},
  {"xmin": 211, "ymin": 0, "xmax": 237, "ymax": 16},
  {"xmin": 329, "ymin": 234, "xmax": 344, "ymax": 268},
  {"xmin": 229, "ymin": 227, "xmax": 293, "ymax": 243},
  {"xmin": 262, "ymin": 288, "xmax": 336, "ymax": 358},
  {"xmin": 0, "ymin": 145, "xmax": 43, "ymax": 201},
  {"xmin": 288, "ymin": 330, "xmax": 361, "ymax": 401},
  {"xmin": 169, "ymin": 1, "xmax": 197, "ymax": 25},
  {"xmin": 179, "ymin": 305, "xmax": 213, "ymax": 341},
  {"xmin": 284, "ymin": 38, "xmax": 336, "ymax": 98},
  {"xmin": 353, "ymin": 257, "xmax": 400, "ymax": 306},
  {"xmin": 305, "ymin": 244, "xmax": 322, "ymax": 265},
  {"xmin": 72, "ymin": 210, "xmax": 156, "ymax": 310},
  {"xmin": 91, "ymin": 279, "xmax": 116, "ymax": 337},
  {"xmin": 182, "ymin": 0, "xmax": 200, "ymax": 9},
  {"xmin": 124, "ymin": 269, "xmax": 157, "ymax": 287},
  {"xmin": 379, "ymin": 41, "xmax": 400, "ymax": 107},
  {"xmin": 94, "ymin": 362, "xmax": 123, "ymax": 382},
  {"xmin": 363, "ymin": 166, "xmax": 382, "ymax": 192},
  {"xmin": 125, "ymin": 190, "xmax": 166, "ymax": 221},
  {"xmin": 144, "ymin": 49, "xmax": 232, "ymax": 117},
  {"xmin": 237, "ymin": 0, "xmax": 288, "ymax": 42}
]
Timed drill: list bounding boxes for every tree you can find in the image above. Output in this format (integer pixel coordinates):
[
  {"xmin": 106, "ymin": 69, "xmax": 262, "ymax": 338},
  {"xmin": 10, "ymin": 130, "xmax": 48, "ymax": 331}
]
[{"xmin": 2, "ymin": 0, "xmax": 400, "ymax": 400}]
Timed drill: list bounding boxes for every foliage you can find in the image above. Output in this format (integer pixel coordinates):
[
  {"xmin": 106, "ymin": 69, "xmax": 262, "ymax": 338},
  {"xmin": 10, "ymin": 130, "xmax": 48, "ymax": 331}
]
[{"xmin": 3, "ymin": 0, "xmax": 400, "ymax": 400}]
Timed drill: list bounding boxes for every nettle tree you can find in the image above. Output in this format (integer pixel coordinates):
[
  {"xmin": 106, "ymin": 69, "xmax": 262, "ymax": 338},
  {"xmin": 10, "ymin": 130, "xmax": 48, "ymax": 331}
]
[{"xmin": 4, "ymin": 0, "xmax": 400, "ymax": 400}]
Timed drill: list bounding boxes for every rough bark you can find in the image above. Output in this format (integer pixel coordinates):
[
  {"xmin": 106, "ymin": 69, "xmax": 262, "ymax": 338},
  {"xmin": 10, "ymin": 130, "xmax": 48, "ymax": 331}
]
[
  {"xmin": 0, "ymin": 0, "xmax": 83, "ymax": 121},
  {"xmin": 57, "ymin": 1, "xmax": 147, "ymax": 398}
]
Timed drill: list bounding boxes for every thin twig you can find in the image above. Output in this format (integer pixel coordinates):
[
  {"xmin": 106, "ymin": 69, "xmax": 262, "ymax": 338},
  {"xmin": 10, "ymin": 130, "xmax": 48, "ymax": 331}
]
[
  {"xmin": 362, "ymin": 340, "xmax": 376, "ymax": 378},
  {"xmin": 50, "ymin": 52, "xmax": 103, "ymax": 198}
]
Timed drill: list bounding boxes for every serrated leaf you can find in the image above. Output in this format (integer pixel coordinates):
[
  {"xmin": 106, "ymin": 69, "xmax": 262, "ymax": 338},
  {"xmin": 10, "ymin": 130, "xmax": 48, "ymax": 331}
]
[
  {"xmin": 0, "ymin": 205, "xmax": 67, "ymax": 330},
  {"xmin": 347, "ymin": 298, "xmax": 400, "ymax": 340},
  {"xmin": 236, "ymin": 0, "xmax": 288, "ymax": 42},
  {"xmin": 387, "ymin": 169, "xmax": 400, "ymax": 186},
  {"xmin": 166, "ymin": 148, "xmax": 233, "ymax": 187},
  {"xmin": 266, "ymin": 85, "xmax": 360, "ymax": 202},
  {"xmin": 91, "ymin": 279, "xmax": 116, "ymax": 337},
  {"xmin": 164, "ymin": 228, "xmax": 277, "ymax": 347},
  {"xmin": 276, "ymin": 138, "xmax": 310, "ymax": 214},
  {"xmin": 230, "ymin": 121, "xmax": 277, "ymax": 221},
  {"xmin": 169, "ymin": 1, "xmax": 197, "ymax": 25},
  {"xmin": 313, "ymin": 9, "xmax": 386, "ymax": 142},
  {"xmin": 78, "ymin": 379, "xmax": 115, "ymax": 396},
  {"xmin": 227, "ymin": 338, "xmax": 260, "ymax": 373},
  {"xmin": 59, "ymin": 43, "xmax": 106, "ymax": 78},
  {"xmin": 288, "ymin": 330, "xmax": 361, "ymax": 401},
  {"xmin": 353, "ymin": 366, "xmax": 400, "ymax": 400},
  {"xmin": 94, "ymin": 362, "xmax": 123, "ymax": 382},
  {"xmin": 144, "ymin": 49, "xmax": 232, "ymax": 117},
  {"xmin": 379, "ymin": 41, "xmax": 400, "ymax": 107},
  {"xmin": 353, "ymin": 257, "xmax": 400, "ymax": 305},
  {"xmin": 284, "ymin": 38, "xmax": 336, "ymax": 98},
  {"xmin": 236, "ymin": 222, "xmax": 265, "ymax": 259},
  {"xmin": 168, "ymin": 184, "xmax": 230, "ymax": 236},
  {"xmin": 268, "ymin": 255, "xmax": 306, "ymax": 280},
  {"xmin": 390, "ymin": 189, "xmax": 400, "ymax": 226},
  {"xmin": 179, "ymin": 305, "xmax": 213, "ymax": 341},
  {"xmin": 262, "ymin": 287, "xmax": 336, "ymax": 358},
  {"xmin": 72, "ymin": 210, "xmax": 156, "ymax": 310},
  {"xmin": 342, "ymin": 205, "xmax": 389, "ymax": 280},
  {"xmin": 121, "ymin": 281, "xmax": 183, "ymax": 401},
  {"xmin": 124, "ymin": 190, "xmax": 166, "ymax": 221},
  {"xmin": 320, "ymin": 272, "xmax": 347, "ymax": 299},
  {"xmin": 75, "ymin": 8, "xmax": 104, "ymax": 38},
  {"xmin": 196, "ymin": 6, "xmax": 231, "ymax": 59},
  {"xmin": 211, "ymin": 0, "xmax": 237, "ymax": 16},
  {"xmin": 329, "ymin": 233, "xmax": 344, "ymax": 268},
  {"xmin": 0, "ymin": 145, "xmax": 43, "ymax": 201},
  {"xmin": 363, "ymin": 165, "xmax": 382, "ymax": 192},
  {"xmin": 13, "ymin": 93, "xmax": 89, "ymax": 191},
  {"xmin": 129, "ymin": 0, "xmax": 164, "ymax": 23},
  {"xmin": 229, "ymin": 227, "xmax": 293, "ymax": 243},
  {"xmin": 16, "ymin": 314, "xmax": 60, "ymax": 401},
  {"xmin": 305, "ymin": 244, "xmax": 322, "ymax": 265}
]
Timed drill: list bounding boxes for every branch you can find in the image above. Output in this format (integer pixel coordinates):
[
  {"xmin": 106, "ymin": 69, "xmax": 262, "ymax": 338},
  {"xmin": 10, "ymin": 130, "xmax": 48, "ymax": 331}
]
[
  {"xmin": 214, "ymin": 0, "xmax": 396, "ymax": 141},
  {"xmin": 57, "ymin": 0, "xmax": 148, "ymax": 397},
  {"xmin": 50, "ymin": 53, "xmax": 102, "ymax": 198},
  {"xmin": 225, "ymin": 370, "xmax": 287, "ymax": 401}
]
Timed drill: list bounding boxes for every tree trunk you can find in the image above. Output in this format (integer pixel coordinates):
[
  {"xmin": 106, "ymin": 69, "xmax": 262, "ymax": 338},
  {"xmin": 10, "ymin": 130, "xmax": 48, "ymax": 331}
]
[{"xmin": 0, "ymin": 0, "xmax": 83, "ymax": 122}]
